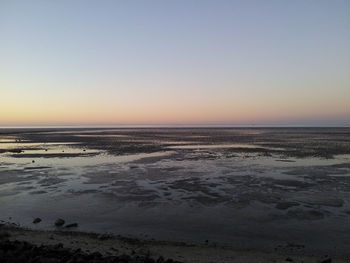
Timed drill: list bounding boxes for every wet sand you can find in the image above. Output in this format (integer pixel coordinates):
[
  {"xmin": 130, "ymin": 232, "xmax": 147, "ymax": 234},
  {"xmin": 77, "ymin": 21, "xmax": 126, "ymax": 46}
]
[{"xmin": 1, "ymin": 128, "xmax": 350, "ymax": 261}]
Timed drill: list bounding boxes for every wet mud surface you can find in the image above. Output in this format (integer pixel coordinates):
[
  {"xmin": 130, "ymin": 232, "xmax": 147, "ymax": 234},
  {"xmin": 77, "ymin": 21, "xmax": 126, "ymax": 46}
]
[{"xmin": 1, "ymin": 128, "xmax": 350, "ymax": 256}]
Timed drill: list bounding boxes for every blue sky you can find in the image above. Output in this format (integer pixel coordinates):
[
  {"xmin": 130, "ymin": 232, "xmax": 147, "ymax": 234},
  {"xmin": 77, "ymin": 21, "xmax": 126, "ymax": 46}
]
[{"xmin": 1, "ymin": 0, "xmax": 350, "ymax": 126}]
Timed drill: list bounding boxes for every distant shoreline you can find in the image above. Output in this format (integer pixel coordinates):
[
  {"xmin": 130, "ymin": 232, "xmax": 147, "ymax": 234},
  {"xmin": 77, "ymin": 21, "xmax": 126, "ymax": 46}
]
[{"xmin": 1, "ymin": 125, "xmax": 350, "ymax": 129}]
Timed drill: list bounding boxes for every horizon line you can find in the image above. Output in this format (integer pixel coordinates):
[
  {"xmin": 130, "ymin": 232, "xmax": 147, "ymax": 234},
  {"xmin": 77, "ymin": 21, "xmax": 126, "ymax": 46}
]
[{"xmin": 1, "ymin": 124, "xmax": 350, "ymax": 129}]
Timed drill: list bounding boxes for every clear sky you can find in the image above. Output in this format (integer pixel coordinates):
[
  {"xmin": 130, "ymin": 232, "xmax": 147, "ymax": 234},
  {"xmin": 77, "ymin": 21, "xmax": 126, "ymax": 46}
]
[{"xmin": 1, "ymin": 0, "xmax": 349, "ymax": 126}]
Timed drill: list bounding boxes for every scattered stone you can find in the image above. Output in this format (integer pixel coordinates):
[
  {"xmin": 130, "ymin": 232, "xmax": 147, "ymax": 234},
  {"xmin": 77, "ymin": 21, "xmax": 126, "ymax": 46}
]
[
  {"xmin": 54, "ymin": 218, "xmax": 65, "ymax": 227},
  {"xmin": 32, "ymin": 218, "xmax": 42, "ymax": 224}
]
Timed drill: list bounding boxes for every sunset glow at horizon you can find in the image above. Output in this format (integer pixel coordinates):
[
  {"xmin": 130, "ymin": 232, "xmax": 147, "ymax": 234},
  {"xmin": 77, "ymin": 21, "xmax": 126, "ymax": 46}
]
[{"xmin": 1, "ymin": 0, "xmax": 350, "ymax": 126}]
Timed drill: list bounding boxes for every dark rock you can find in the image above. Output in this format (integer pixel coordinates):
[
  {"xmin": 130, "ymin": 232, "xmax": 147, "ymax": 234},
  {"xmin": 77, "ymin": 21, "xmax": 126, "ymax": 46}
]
[
  {"xmin": 91, "ymin": 251, "xmax": 102, "ymax": 258},
  {"xmin": 53, "ymin": 243, "xmax": 64, "ymax": 249},
  {"xmin": 0, "ymin": 231, "xmax": 10, "ymax": 239},
  {"xmin": 276, "ymin": 201, "xmax": 299, "ymax": 210},
  {"xmin": 319, "ymin": 258, "xmax": 332, "ymax": 263},
  {"xmin": 287, "ymin": 209, "xmax": 324, "ymax": 220},
  {"xmin": 54, "ymin": 218, "xmax": 65, "ymax": 227},
  {"xmin": 157, "ymin": 256, "xmax": 165, "ymax": 263},
  {"xmin": 33, "ymin": 218, "xmax": 42, "ymax": 224},
  {"xmin": 286, "ymin": 258, "xmax": 293, "ymax": 262},
  {"xmin": 97, "ymin": 233, "xmax": 112, "ymax": 240},
  {"xmin": 65, "ymin": 223, "xmax": 78, "ymax": 228}
]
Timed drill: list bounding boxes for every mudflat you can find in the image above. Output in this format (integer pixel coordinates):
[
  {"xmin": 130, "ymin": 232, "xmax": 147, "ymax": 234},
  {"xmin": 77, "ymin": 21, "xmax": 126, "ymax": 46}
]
[{"xmin": 1, "ymin": 127, "xmax": 350, "ymax": 262}]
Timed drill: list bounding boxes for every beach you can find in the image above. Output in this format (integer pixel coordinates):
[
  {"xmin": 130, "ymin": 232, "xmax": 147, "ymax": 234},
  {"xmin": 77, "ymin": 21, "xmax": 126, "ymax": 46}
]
[{"xmin": 1, "ymin": 223, "xmax": 345, "ymax": 263}]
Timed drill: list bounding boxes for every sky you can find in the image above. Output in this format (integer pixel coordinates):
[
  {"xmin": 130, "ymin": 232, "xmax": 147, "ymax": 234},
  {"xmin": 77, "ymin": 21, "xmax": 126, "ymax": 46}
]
[{"xmin": 1, "ymin": 0, "xmax": 350, "ymax": 126}]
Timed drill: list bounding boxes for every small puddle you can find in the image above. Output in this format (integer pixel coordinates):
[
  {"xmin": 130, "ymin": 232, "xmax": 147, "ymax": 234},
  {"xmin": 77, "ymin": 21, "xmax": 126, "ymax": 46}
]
[
  {"xmin": 0, "ymin": 142, "xmax": 81, "ymax": 149},
  {"xmin": 74, "ymin": 134, "xmax": 129, "ymax": 138},
  {"xmin": 168, "ymin": 144, "xmax": 267, "ymax": 149}
]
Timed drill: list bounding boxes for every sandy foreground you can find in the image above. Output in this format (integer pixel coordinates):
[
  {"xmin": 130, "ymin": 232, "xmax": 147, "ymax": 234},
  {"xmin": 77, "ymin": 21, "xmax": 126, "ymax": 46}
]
[{"xmin": 0, "ymin": 224, "xmax": 344, "ymax": 263}]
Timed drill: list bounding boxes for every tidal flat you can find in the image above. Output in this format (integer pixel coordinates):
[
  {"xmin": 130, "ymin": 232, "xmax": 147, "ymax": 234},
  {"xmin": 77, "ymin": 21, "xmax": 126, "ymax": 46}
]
[{"xmin": 1, "ymin": 127, "xmax": 350, "ymax": 262}]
